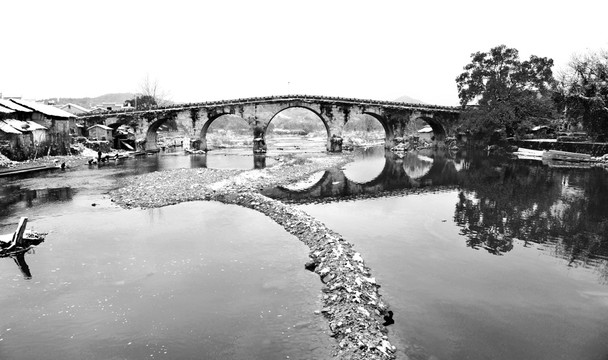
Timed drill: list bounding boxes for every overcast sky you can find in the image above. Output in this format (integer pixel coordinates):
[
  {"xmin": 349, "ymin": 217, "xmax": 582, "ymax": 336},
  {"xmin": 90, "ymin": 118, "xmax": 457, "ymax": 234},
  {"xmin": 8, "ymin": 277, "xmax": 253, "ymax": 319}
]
[{"xmin": 1, "ymin": 0, "xmax": 607, "ymax": 106}]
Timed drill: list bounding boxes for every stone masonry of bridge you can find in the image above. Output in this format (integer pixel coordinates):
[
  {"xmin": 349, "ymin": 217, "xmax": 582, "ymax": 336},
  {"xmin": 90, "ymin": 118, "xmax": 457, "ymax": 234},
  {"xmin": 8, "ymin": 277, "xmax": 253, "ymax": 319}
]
[{"xmin": 78, "ymin": 95, "xmax": 461, "ymax": 153}]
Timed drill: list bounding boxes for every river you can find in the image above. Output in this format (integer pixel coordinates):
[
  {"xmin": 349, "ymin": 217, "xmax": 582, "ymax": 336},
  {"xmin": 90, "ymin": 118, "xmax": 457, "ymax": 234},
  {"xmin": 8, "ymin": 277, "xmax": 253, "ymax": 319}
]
[
  {"xmin": 1, "ymin": 147, "xmax": 608, "ymax": 360},
  {"xmin": 0, "ymin": 151, "xmax": 330, "ymax": 360},
  {"xmin": 265, "ymin": 147, "xmax": 608, "ymax": 360}
]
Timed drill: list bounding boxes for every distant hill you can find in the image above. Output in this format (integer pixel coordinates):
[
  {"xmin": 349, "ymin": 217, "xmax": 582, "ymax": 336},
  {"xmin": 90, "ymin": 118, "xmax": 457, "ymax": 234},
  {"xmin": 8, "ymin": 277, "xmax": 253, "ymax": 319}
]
[
  {"xmin": 393, "ymin": 95, "xmax": 426, "ymax": 104},
  {"xmin": 42, "ymin": 93, "xmax": 135, "ymax": 109}
]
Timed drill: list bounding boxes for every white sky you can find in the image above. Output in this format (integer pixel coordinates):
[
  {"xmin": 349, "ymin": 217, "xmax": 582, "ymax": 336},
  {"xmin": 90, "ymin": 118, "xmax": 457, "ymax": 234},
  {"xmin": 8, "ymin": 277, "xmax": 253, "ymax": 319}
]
[{"xmin": 1, "ymin": 0, "xmax": 607, "ymax": 106}]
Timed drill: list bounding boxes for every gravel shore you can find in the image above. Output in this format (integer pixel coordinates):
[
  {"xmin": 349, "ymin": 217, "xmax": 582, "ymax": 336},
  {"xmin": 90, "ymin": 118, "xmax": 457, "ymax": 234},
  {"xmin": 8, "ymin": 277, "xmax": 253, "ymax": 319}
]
[
  {"xmin": 110, "ymin": 153, "xmax": 398, "ymax": 360},
  {"xmin": 0, "ymin": 153, "xmax": 92, "ymax": 170}
]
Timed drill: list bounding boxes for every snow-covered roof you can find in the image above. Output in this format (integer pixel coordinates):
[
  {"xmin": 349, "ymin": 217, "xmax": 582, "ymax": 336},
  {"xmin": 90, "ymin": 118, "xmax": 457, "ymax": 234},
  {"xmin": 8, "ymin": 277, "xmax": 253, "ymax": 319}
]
[
  {"xmin": 59, "ymin": 103, "xmax": 90, "ymax": 112},
  {"xmin": 417, "ymin": 126, "xmax": 433, "ymax": 133},
  {"xmin": 88, "ymin": 124, "xmax": 113, "ymax": 131},
  {"xmin": 2, "ymin": 119, "xmax": 47, "ymax": 132},
  {"xmin": 24, "ymin": 120, "xmax": 47, "ymax": 130},
  {"xmin": 0, "ymin": 120, "xmax": 23, "ymax": 134},
  {"xmin": 531, "ymin": 125, "xmax": 549, "ymax": 131},
  {"xmin": 10, "ymin": 99, "xmax": 76, "ymax": 118},
  {"xmin": 3, "ymin": 119, "xmax": 30, "ymax": 132},
  {"xmin": 0, "ymin": 99, "xmax": 33, "ymax": 112},
  {"xmin": 0, "ymin": 105, "xmax": 15, "ymax": 114}
]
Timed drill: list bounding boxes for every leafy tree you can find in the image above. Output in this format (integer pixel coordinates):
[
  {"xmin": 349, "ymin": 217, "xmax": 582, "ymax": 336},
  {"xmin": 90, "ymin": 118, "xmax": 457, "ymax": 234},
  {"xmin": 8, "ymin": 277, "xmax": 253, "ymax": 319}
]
[
  {"xmin": 555, "ymin": 50, "xmax": 608, "ymax": 140},
  {"xmin": 455, "ymin": 45, "xmax": 556, "ymax": 140}
]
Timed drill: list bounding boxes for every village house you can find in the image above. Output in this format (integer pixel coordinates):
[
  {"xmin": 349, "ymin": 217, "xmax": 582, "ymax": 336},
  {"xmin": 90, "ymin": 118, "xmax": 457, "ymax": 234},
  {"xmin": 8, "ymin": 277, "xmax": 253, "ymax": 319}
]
[
  {"xmin": 0, "ymin": 99, "xmax": 75, "ymax": 159},
  {"xmin": 87, "ymin": 124, "xmax": 113, "ymax": 142},
  {"xmin": 57, "ymin": 103, "xmax": 89, "ymax": 137},
  {"xmin": 0, "ymin": 118, "xmax": 48, "ymax": 160}
]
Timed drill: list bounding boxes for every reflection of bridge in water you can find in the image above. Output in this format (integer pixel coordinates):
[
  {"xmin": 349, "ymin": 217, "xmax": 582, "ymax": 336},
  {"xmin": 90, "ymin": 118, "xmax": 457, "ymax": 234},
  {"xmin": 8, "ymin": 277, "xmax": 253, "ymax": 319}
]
[{"xmin": 262, "ymin": 149, "xmax": 461, "ymax": 202}]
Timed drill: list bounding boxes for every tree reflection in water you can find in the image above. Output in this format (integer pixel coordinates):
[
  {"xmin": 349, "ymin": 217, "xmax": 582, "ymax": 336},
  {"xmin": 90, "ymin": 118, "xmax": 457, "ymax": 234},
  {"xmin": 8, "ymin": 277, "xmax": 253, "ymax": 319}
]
[{"xmin": 454, "ymin": 154, "xmax": 608, "ymax": 283}]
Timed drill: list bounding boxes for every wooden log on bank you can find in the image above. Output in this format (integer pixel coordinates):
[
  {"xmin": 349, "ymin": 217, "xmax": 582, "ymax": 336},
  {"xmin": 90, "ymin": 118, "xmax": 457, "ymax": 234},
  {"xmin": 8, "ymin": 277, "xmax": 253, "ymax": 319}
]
[{"xmin": 0, "ymin": 217, "xmax": 28, "ymax": 250}]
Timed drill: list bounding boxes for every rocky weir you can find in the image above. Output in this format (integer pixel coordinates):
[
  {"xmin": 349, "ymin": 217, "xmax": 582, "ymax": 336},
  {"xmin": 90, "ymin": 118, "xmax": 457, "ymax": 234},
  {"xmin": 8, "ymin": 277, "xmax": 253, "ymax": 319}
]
[{"xmin": 111, "ymin": 154, "xmax": 397, "ymax": 359}]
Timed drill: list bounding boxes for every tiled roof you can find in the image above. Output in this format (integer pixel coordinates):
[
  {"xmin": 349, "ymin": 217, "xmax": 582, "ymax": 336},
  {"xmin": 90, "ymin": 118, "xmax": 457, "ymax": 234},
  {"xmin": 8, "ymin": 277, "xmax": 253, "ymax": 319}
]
[
  {"xmin": 0, "ymin": 120, "xmax": 23, "ymax": 134},
  {"xmin": 0, "ymin": 99, "xmax": 33, "ymax": 112},
  {"xmin": 1, "ymin": 119, "xmax": 47, "ymax": 133},
  {"xmin": 0, "ymin": 105, "xmax": 15, "ymax": 114},
  {"xmin": 88, "ymin": 124, "xmax": 113, "ymax": 130},
  {"xmin": 59, "ymin": 103, "xmax": 90, "ymax": 112},
  {"xmin": 11, "ymin": 99, "xmax": 76, "ymax": 118}
]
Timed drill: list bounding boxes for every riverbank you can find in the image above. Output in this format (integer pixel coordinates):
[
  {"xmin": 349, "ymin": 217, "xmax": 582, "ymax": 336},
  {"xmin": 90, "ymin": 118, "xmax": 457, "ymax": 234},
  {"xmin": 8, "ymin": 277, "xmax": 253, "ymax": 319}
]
[
  {"xmin": 0, "ymin": 152, "xmax": 91, "ymax": 170},
  {"xmin": 110, "ymin": 152, "xmax": 397, "ymax": 359}
]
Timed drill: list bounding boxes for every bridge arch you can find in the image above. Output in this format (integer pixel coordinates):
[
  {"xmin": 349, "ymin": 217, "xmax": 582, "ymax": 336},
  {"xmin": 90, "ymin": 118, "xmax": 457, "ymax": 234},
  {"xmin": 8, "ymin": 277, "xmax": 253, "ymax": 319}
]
[
  {"xmin": 343, "ymin": 112, "xmax": 392, "ymax": 148},
  {"xmin": 198, "ymin": 113, "xmax": 251, "ymax": 151},
  {"xmin": 199, "ymin": 113, "xmax": 250, "ymax": 151},
  {"xmin": 414, "ymin": 116, "xmax": 448, "ymax": 143},
  {"xmin": 145, "ymin": 118, "xmax": 166, "ymax": 152},
  {"xmin": 144, "ymin": 114, "xmax": 189, "ymax": 151},
  {"xmin": 265, "ymin": 106, "xmax": 330, "ymax": 151}
]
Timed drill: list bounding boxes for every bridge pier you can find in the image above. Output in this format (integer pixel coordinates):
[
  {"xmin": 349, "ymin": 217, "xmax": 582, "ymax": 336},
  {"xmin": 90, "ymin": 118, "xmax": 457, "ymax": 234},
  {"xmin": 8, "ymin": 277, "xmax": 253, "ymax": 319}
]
[
  {"xmin": 253, "ymin": 121, "xmax": 267, "ymax": 153},
  {"xmin": 329, "ymin": 134, "xmax": 343, "ymax": 152},
  {"xmin": 145, "ymin": 121, "xmax": 160, "ymax": 152}
]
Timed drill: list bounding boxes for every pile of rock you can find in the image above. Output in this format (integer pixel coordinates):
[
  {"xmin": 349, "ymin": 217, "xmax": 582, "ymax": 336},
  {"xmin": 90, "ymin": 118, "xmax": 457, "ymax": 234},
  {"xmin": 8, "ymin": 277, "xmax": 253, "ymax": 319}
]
[
  {"xmin": 218, "ymin": 191, "xmax": 396, "ymax": 359},
  {"xmin": 390, "ymin": 136, "xmax": 431, "ymax": 153}
]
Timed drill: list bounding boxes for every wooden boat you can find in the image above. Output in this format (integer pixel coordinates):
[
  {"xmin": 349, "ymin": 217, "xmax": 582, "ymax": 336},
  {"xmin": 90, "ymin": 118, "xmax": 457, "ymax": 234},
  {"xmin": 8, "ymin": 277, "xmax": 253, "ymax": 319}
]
[
  {"xmin": 0, "ymin": 164, "xmax": 60, "ymax": 178},
  {"xmin": 542, "ymin": 149, "xmax": 592, "ymax": 162},
  {"xmin": 513, "ymin": 147, "xmax": 545, "ymax": 160},
  {"xmin": 0, "ymin": 217, "xmax": 46, "ymax": 257}
]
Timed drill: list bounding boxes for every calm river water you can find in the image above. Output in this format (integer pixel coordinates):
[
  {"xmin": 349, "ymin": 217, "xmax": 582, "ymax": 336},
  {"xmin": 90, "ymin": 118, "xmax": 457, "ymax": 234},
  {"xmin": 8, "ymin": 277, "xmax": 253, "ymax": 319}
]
[
  {"xmin": 266, "ymin": 147, "xmax": 608, "ymax": 360},
  {"xmin": 0, "ymin": 151, "xmax": 329, "ymax": 360},
  {"xmin": 2, "ymin": 147, "xmax": 608, "ymax": 360}
]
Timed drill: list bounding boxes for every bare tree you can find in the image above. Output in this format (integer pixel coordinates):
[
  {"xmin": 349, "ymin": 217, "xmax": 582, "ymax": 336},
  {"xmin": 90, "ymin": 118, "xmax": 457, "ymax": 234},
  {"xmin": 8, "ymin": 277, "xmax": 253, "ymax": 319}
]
[
  {"xmin": 125, "ymin": 75, "xmax": 171, "ymax": 110},
  {"xmin": 139, "ymin": 74, "xmax": 170, "ymax": 107}
]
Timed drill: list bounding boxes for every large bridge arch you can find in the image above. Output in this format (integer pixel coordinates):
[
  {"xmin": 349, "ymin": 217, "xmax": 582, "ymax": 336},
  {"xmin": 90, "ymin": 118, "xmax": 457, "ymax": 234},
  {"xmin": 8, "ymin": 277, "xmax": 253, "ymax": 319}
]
[
  {"xmin": 199, "ymin": 113, "xmax": 250, "ymax": 151},
  {"xmin": 361, "ymin": 112, "xmax": 393, "ymax": 147},
  {"xmin": 145, "ymin": 117, "xmax": 170, "ymax": 152},
  {"xmin": 415, "ymin": 116, "xmax": 448, "ymax": 142},
  {"xmin": 265, "ymin": 105, "xmax": 331, "ymax": 151},
  {"xmin": 145, "ymin": 113, "xmax": 192, "ymax": 151}
]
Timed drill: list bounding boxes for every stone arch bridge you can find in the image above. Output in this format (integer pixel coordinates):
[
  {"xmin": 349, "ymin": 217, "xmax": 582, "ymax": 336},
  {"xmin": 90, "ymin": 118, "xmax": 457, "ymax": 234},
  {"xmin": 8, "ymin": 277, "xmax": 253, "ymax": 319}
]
[{"xmin": 78, "ymin": 95, "xmax": 461, "ymax": 152}]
